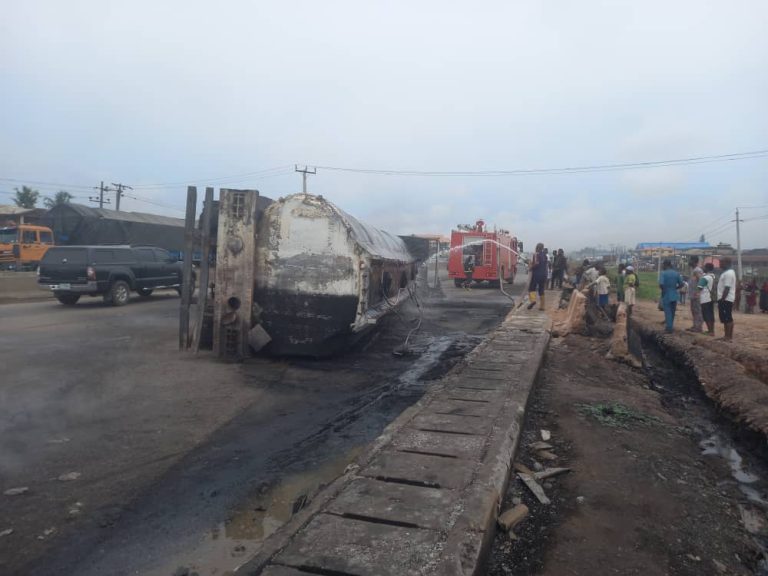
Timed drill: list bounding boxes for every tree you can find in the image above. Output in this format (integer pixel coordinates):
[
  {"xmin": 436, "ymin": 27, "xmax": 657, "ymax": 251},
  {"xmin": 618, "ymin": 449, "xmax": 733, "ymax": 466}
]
[
  {"xmin": 43, "ymin": 190, "xmax": 74, "ymax": 209},
  {"xmin": 699, "ymin": 234, "xmax": 705, "ymax": 243},
  {"xmin": 13, "ymin": 186, "xmax": 40, "ymax": 209}
]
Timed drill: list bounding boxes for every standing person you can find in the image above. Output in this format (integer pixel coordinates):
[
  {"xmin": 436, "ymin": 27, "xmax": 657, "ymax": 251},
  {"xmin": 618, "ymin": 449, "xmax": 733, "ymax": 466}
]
[
  {"xmin": 687, "ymin": 256, "xmax": 704, "ymax": 333},
  {"xmin": 590, "ymin": 267, "xmax": 611, "ymax": 310},
  {"xmin": 698, "ymin": 263, "xmax": 716, "ymax": 336},
  {"xmin": 717, "ymin": 257, "xmax": 737, "ymax": 342},
  {"xmin": 462, "ymin": 255, "xmax": 475, "ymax": 291},
  {"xmin": 556, "ymin": 249, "xmax": 567, "ymax": 288},
  {"xmin": 575, "ymin": 259, "xmax": 589, "ymax": 286},
  {"xmin": 616, "ymin": 263, "xmax": 626, "ymax": 303},
  {"xmin": 659, "ymin": 259, "xmax": 684, "ymax": 334},
  {"xmin": 550, "ymin": 248, "xmax": 563, "ymax": 289},
  {"xmin": 745, "ymin": 279, "xmax": 757, "ymax": 314},
  {"xmin": 760, "ymin": 280, "xmax": 768, "ymax": 314},
  {"xmin": 678, "ymin": 277, "xmax": 687, "ymax": 306},
  {"xmin": 527, "ymin": 243, "xmax": 548, "ymax": 310},
  {"xmin": 625, "ymin": 265, "xmax": 638, "ymax": 316}
]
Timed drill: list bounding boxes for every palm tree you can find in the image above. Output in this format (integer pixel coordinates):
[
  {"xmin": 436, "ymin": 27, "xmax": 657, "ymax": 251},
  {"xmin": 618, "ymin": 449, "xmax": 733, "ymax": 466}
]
[
  {"xmin": 13, "ymin": 186, "xmax": 40, "ymax": 208},
  {"xmin": 43, "ymin": 191, "xmax": 74, "ymax": 209}
]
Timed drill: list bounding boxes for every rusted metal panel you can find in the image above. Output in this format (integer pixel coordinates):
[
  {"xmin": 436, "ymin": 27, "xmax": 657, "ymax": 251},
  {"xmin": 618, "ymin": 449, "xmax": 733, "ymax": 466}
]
[{"xmin": 213, "ymin": 189, "xmax": 259, "ymax": 360}]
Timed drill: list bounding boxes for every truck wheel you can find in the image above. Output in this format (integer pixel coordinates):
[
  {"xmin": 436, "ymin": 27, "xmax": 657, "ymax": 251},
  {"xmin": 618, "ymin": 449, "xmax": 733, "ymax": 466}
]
[
  {"xmin": 137, "ymin": 288, "xmax": 153, "ymax": 297},
  {"xmin": 176, "ymin": 278, "xmax": 196, "ymax": 297},
  {"xmin": 109, "ymin": 280, "xmax": 130, "ymax": 306},
  {"xmin": 55, "ymin": 293, "xmax": 80, "ymax": 305}
]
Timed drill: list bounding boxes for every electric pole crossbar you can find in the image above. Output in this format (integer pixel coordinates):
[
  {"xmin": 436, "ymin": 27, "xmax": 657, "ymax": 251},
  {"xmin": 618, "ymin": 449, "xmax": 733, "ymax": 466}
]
[{"xmin": 294, "ymin": 165, "xmax": 316, "ymax": 194}]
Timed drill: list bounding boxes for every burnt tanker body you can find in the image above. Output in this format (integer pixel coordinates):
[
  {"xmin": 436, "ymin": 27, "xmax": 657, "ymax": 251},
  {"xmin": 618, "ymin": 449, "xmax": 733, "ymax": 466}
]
[{"xmin": 254, "ymin": 193, "xmax": 418, "ymax": 357}]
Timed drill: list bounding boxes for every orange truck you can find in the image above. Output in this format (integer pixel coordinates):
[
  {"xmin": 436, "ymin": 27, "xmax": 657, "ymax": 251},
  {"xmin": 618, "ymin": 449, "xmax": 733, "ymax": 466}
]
[{"xmin": 0, "ymin": 224, "xmax": 55, "ymax": 270}]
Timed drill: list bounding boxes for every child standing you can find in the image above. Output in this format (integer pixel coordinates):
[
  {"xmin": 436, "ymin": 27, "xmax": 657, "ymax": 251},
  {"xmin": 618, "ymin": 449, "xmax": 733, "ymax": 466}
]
[{"xmin": 592, "ymin": 267, "xmax": 611, "ymax": 309}]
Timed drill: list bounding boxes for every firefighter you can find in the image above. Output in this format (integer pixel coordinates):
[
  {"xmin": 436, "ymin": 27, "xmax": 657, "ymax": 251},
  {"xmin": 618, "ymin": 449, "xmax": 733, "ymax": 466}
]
[{"xmin": 463, "ymin": 255, "xmax": 475, "ymax": 291}]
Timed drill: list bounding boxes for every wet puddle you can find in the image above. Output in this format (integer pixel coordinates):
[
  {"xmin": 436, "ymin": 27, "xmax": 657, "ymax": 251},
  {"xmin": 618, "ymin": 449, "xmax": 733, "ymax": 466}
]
[
  {"xmin": 150, "ymin": 446, "xmax": 363, "ymax": 576},
  {"xmin": 149, "ymin": 336, "xmax": 457, "ymax": 576}
]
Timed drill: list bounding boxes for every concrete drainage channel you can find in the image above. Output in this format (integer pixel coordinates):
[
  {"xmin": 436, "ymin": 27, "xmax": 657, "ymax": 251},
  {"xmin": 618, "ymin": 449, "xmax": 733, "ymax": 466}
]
[{"xmin": 235, "ymin": 311, "xmax": 551, "ymax": 576}]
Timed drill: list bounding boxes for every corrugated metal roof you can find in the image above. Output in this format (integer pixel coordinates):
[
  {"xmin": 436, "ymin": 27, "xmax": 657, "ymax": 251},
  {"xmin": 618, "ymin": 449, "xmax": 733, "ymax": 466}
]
[
  {"xmin": 51, "ymin": 203, "xmax": 184, "ymax": 227},
  {"xmin": 635, "ymin": 242, "xmax": 711, "ymax": 250},
  {"xmin": 0, "ymin": 205, "xmax": 34, "ymax": 215}
]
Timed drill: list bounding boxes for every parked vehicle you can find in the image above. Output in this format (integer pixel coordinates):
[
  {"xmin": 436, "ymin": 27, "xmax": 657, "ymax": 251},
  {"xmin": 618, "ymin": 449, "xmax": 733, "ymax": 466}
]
[
  {"xmin": 38, "ymin": 245, "xmax": 192, "ymax": 306},
  {"xmin": 447, "ymin": 220, "xmax": 520, "ymax": 288},
  {"xmin": 0, "ymin": 224, "xmax": 55, "ymax": 270}
]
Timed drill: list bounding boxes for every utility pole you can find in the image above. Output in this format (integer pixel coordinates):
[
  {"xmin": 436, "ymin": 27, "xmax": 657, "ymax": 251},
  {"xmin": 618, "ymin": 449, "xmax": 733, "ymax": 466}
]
[
  {"xmin": 735, "ymin": 207, "xmax": 743, "ymax": 280},
  {"xmin": 111, "ymin": 182, "xmax": 133, "ymax": 211},
  {"xmin": 294, "ymin": 165, "xmax": 316, "ymax": 193},
  {"xmin": 89, "ymin": 181, "xmax": 112, "ymax": 208}
]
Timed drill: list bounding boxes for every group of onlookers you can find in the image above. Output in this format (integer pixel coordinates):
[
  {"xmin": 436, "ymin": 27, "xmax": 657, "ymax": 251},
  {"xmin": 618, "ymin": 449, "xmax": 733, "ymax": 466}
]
[
  {"xmin": 574, "ymin": 255, "xmax": 747, "ymax": 342},
  {"xmin": 527, "ymin": 250, "xmax": 764, "ymax": 341},
  {"xmin": 649, "ymin": 255, "xmax": 737, "ymax": 340}
]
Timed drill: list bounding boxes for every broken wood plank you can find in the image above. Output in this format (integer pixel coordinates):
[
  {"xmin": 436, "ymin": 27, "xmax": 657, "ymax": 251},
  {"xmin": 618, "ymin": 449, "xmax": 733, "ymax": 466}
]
[
  {"xmin": 534, "ymin": 467, "xmax": 571, "ymax": 481},
  {"xmin": 513, "ymin": 462, "xmax": 534, "ymax": 475},
  {"xmin": 497, "ymin": 504, "xmax": 529, "ymax": 532},
  {"xmin": 517, "ymin": 473, "xmax": 551, "ymax": 505},
  {"xmin": 528, "ymin": 441, "xmax": 553, "ymax": 451}
]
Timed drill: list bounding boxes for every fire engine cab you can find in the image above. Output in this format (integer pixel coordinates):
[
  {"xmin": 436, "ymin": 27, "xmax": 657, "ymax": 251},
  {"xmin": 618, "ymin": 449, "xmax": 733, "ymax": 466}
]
[{"xmin": 447, "ymin": 220, "xmax": 520, "ymax": 288}]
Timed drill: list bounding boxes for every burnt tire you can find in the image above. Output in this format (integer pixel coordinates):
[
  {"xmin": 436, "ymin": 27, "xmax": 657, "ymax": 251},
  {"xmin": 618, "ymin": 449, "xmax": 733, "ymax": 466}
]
[
  {"xmin": 55, "ymin": 293, "xmax": 80, "ymax": 306},
  {"xmin": 108, "ymin": 280, "xmax": 130, "ymax": 306},
  {"xmin": 137, "ymin": 288, "xmax": 153, "ymax": 297}
]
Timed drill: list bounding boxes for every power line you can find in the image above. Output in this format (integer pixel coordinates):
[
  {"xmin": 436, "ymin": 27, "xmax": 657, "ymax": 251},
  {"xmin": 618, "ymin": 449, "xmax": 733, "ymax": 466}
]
[
  {"xmin": 130, "ymin": 165, "xmax": 294, "ymax": 189},
  {"xmin": 314, "ymin": 148, "xmax": 768, "ymax": 177}
]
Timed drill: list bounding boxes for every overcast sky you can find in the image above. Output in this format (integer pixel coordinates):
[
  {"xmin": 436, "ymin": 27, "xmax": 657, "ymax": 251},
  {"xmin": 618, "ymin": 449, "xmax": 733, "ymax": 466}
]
[{"xmin": 2, "ymin": 1, "xmax": 767, "ymax": 250}]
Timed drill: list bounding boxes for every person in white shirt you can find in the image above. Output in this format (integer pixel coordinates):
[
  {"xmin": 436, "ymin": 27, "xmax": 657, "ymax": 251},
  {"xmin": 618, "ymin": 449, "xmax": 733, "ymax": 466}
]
[
  {"xmin": 590, "ymin": 267, "xmax": 611, "ymax": 309},
  {"xmin": 716, "ymin": 257, "xmax": 737, "ymax": 342},
  {"xmin": 697, "ymin": 262, "xmax": 716, "ymax": 336}
]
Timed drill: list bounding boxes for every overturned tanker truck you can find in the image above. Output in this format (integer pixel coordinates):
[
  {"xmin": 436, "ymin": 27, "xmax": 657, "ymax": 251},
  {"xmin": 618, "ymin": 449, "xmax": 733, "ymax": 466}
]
[
  {"xmin": 195, "ymin": 191, "xmax": 428, "ymax": 359},
  {"xmin": 254, "ymin": 194, "xmax": 421, "ymax": 356}
]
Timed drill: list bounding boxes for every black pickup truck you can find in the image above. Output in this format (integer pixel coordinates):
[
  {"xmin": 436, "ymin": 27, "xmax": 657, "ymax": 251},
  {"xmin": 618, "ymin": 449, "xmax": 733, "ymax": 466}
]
[{"xmin": 38, "ymin": 245, "xmax": 192, "ymax": 306}]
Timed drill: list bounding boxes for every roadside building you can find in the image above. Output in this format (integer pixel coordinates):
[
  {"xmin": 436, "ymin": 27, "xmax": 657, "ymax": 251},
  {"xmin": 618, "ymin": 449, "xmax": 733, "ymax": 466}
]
[{"xmin": 0, "ymin": 205, "xmax": 48, "ymax": 227}]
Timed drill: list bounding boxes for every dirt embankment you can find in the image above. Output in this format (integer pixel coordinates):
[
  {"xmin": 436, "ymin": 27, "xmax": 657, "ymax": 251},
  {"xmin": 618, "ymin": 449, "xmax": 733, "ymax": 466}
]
[
  {"xmin": 488, "ymin": 333, "xmax": 762, "ymax": 576},
  {"xmin": 631, "ymin": 300, "xmax": 768, "ymax": 438}
]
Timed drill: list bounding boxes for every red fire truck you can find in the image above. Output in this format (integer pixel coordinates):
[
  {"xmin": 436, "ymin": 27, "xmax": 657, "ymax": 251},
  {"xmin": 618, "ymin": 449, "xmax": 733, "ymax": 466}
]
[{"xmin": 447, "ymin": 220, "xmax": 520, "ymax": 288}]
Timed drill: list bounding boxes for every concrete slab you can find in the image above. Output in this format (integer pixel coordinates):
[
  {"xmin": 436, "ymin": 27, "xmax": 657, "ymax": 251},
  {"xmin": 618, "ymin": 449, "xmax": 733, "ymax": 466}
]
[
  {"xmin": 455, "ymin": 371, "xmax": 510, "ymax": 383},
  {"xmin": 410, "ymin": 412, "xmax": 494, "ymax": 436},
  {"xmin": 428, "ymin": 398, "xmax": 502, "ymax": 418},
  {"xmin": 273, "ymin": 513, "xmax": 441, "ymax": 576},
  {"xmin": 260, "ymin": 566, "xmax": 311, "ymax": 576},
  {"xmin": 362, "ymin": 449, "xmax": 475, "ymax": 489},
  {"xmin": 443, "ymin": 388, "xmax": 506, "ymax": 403},
  {"xmin": 390, "ymin": 428, "xmax": 486, "ymax": 460},
  {"xmin": 326, "ymin": 477, "xmax": 458, "ymax": 530}
]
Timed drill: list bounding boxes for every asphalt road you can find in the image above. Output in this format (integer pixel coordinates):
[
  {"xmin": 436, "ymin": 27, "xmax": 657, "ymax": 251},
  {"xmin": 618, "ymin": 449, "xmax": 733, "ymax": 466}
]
[{"xmin": 0, "ymin": 275, "xmax": 523, "ymax": 575}]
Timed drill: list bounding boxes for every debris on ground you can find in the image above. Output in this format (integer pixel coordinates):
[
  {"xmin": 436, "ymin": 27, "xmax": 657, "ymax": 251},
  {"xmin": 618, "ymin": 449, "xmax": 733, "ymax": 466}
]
[
  {"xmin": 497, "ymin": 504, "xmax": 529, "ymax": 532},
  {"xmin": 37, "ymin": 528, "xmax": 56, "ymax": 541},
  {"xmin": 534, "ymin": 467, "xmax": 571, "ymax": 481},
  {"xmin": 0, "ymin": 529, "xmax": 14, "ymax": 538},
  {"xmin": 528, "ymin": 441, "xmax": 553, "ymax": 451},
  {"xmin": 3, "ymin": 487, "xmax": 29, "ymax": 496},
  {"xmin": 536, "ymin": 450, "xmax": 558, "ymax": 461},
  {"xmin": 540, "ymin": 429, "xmax": 551, "ymax": 441},
  {"xmin": 57, "ymin": 472, "xmax": 81, "ymax": 482},
  {"xmin": 517, "ymin": 473, "xmax": 551, "ymax": 505}
]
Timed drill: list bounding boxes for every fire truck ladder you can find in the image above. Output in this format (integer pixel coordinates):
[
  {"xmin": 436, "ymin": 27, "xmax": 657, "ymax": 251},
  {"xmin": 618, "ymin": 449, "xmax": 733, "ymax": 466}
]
[{"xmin": 483, "ymin": 240, "xmax": 493, "ymax": 266}]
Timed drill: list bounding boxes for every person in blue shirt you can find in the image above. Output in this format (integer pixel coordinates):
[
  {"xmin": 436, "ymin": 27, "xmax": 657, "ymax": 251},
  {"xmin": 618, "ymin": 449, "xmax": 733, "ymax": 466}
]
[{"xmin": 659, "ymin": 259, "xmax": 684, "ymax": 333}]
